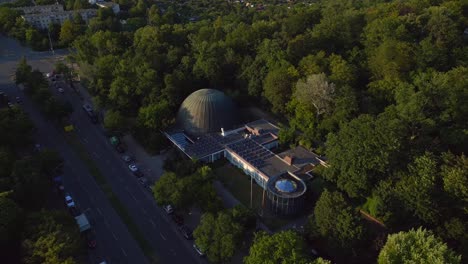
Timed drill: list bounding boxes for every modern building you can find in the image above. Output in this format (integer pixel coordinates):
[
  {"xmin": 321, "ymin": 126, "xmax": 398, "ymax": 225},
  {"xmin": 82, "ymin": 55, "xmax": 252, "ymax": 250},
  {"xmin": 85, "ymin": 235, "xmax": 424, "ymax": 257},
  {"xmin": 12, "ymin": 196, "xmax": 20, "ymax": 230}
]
[
  {"xmin": 166, "ymin": 89, "xmax": 327, "ymax": 216},
  {"xmin": 14, "ymin": 4, "xmax": 64, "ymax": 14},
  {"xmin": 18, "ymin": 4, "xmax": 97, "ymax": 30}
]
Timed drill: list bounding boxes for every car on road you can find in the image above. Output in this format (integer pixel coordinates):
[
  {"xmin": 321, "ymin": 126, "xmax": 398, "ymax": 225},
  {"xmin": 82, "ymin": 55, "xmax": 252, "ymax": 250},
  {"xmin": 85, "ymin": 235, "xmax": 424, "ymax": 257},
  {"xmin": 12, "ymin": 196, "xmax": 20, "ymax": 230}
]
[
  {"xmin": 179, "ymin": 225, "xmax": 193, "ymax": 240},
  {"xmin": 128, "ymin": 164, "xmax": 138, "ymax": 172},
  {"xmin": 116, "ymin": 144, "xmax": 125, "ymax": 153},
  {"xmin": 15, "ymin": 96, "xmax": 22, "ymax": 103},
  {"xmin": 138, "ymin": 177, "xmax": 151, "ymax": 190},
  {"xmin": 82, "ymin": 103, "xmax": 93, "ymax": 112},
  {"xmin": 65, "ymin": 194, "xmax": 75, "ymax": 208},
  {"xmin": 163, "ymin": 205, "xmax": 174, "ymax": 214},
  {"xmin": 193, "ymin": 244, "xmax": 205, "ymax": 257},
  {"xmin": 69, "ymin": 206, "xmax": 80, "ymax": 217},
  {"xmin": 134, "ymin": 170, "xmax": 144, "ymax": 178},
  {"xmin": 58, "ymin": 87, "xmax": 64, "ymax": 93},
  {"xmin": 7, "ymin": 101, "xmax": 14, "ymax": 108},
  {"xmin": 122, "ymin": 155, "xmax": 133, "ymax": 163},
  {"xmin": 171, "ymin": 213, "xmax": 184, "ymax": 226},
  {"xmin": 85, "ymin": 230, "xmax": 97, "ymax": 249}
]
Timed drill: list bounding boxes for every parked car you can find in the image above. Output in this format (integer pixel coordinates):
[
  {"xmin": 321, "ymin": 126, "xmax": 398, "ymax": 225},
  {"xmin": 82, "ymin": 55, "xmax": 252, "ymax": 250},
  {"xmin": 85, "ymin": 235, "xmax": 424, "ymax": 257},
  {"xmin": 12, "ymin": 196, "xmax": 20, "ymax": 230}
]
[
  {"xmin": 58, "ymin": 87, "xmax": 64, "ymax": 93},
  {"xmin": 193, "ymin": 244, "xmax": 205, "ymax": 257},
  {"xmin": 179, "ymin": 225, "xmax": 193, "ymax": 240},
  {"xmin": 171, "ymin": 213, "xmax": 184, "ymax": 226},
  {"xmin": 116, "ymin": 144, "xmax": 125, "ymax": 153},
  {"xmin": 82, "ymin": 103, "xmax": 93, "ymax": 112},
  {"xmin": 69, "ymin": 206, "xmax": 80, "ymax": 217},
  {"xmin": 7, "ymin": 101, "xmax": 14, "ymax": 108},
  {"xmin": 65, "ymin": 194, "xmax": 75, "ymax": 208},
  {"xmin": 138, "ymin": 177, "xmax": 151, "ymax": 190},
  {"xmin": 128, "ymin": 164, "xmax": 138, "ymax": 172},
  {"xmin": 134, "ymin": 170, "xmax": 144, "ymax": 178},
  {"xmin": 163, "ymin": 205, "xmax": 174, "ymax": 214},
  {"xmin": 15, "ymin": 96, "xmax": 22, "ymax": 103},
  {"xmin": 122, "ymin": 155, "xmax": 133, "ymax": 163},
  {"xmin": 85, "ymin": 230, "xmax": 97, "ymax": 249}
]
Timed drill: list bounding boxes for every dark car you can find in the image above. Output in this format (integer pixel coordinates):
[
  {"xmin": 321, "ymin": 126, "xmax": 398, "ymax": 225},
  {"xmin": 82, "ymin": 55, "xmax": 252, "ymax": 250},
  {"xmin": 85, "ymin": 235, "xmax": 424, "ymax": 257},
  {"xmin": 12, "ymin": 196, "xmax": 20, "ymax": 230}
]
[
  {"xmin": 179, "ymin": 225, "xmax": 193, "ymax": 240},
  {"xmin": 171, "ymin": 214, "xmax": 184, "ymax": 226},
  {"xmin": 134, "ymin": 170, "xmax": 144, "ymax": 178},
  {"xmin": 116, "ymin": 144, "xmax": 125, "ymax": 153},
  {"xmin": 85, "ymin": 230, "xmax": 97, "ymax": 249},
  {"xmin": 69, "ymin": 206, "xmax": 81, "ymax": 217}
]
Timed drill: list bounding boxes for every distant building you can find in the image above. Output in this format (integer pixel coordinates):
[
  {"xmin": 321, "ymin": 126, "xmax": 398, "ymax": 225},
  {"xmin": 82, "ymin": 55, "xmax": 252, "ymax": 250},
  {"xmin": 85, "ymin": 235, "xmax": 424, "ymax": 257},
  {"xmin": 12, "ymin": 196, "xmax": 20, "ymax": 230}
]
[
  {"xmin": 22, "ymin": 8, "xmax": 97, "ymax": 30},
  {"xmin": 165, "ymin": 89, "xmax": 327, "ymax": 216},
  {"xmin": 96, "ymin": 1, "xmax": 120, "ymax": 14},
  {"xmin": 14, "ymin": 3, "xmax": 64, "ymax": 14}
]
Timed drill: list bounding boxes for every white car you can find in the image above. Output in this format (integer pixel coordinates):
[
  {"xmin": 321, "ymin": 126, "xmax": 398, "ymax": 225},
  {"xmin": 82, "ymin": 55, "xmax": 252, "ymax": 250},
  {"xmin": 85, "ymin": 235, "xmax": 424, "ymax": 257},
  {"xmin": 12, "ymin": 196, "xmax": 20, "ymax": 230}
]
[
  {"xmin": 163, "ymin": 205, "xmax": 174, "ymax": 214},
  {"xmin": 193, "ymin": 244, "xmax": 205, "ymax": 257},
  {"xmin": 128, "ymin": 164, "xmax": 138, "ymax": 172},
  {"xmin": 65, "ymin": 194, "xmax": 75, "ymax": 208},
  {"xmin": 58, "ymin": 87, "xmax": 64, "ymax": 93}
]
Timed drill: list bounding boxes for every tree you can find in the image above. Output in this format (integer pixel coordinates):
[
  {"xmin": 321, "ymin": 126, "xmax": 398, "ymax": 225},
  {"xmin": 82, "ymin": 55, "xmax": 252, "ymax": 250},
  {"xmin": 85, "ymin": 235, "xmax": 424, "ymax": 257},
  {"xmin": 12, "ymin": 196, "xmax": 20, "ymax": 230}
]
[
  {"xmin": 103, "ymin": 109, "xmax": 126, "ymax": 132},
  {"xmin": 441, "ymin": 152, "xmax": 468, "ymax": 213},
  {"xmin": 194, "ymin": 211, "xmax": 243, "ymax": 263},
  {"xmin": 314, "ymin": 190, "xmax": 364, "ymax": 253},
  {"xmin": 152, "ymin": 171, "xmax": 188, "ymax": 208},
  {"xmin": 15, "ymin": 57, "xmax": 32, "ymax": 84},
  {"xmin": 263, "ymin": 66, "xmax": 296, "ymax": 114},
  {"xmin": 59, "ymin": 20, "xmax": 77, "ymax": 46},
  {"xmin": 378, "ymin": 228, "xmax": 460, "ymax": 264},
  {"xmin": 396, "ymin": 153, "xmax": 441, "ymax": 225},
  {"xmin": 244, "ymin": 231, "xmax": 309, "ymax": 264},
  {"xmin": 0, "ymin": 197, "xmax": 22, "ymax": 246},
  {"xmin": 0, "ymin": 108, "xmax": 34, "ymax": 149},
  {"xmin": 22, "ymin": 210, "xmax": 81, "ymax": 264},
  {"xmin": 294, "ymin": 73, "xmax": 336, "ymax": 118},
  {"xmin": 324, "ymin": 111, "xmax": 404, "ymax": 197}
]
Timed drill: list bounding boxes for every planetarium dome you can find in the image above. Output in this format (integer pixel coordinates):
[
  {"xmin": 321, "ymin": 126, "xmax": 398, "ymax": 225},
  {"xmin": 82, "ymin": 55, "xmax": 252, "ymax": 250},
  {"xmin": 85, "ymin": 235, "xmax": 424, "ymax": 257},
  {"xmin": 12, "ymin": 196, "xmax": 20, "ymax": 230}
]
[{"xmin": 177, "ymin": 89, "xmax": 237, "ymax": 136}]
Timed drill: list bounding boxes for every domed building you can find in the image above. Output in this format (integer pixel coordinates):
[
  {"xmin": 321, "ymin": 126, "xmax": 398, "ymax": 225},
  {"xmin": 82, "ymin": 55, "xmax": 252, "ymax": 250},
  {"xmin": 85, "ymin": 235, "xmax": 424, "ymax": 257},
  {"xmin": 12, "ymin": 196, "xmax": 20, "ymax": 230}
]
[{"xmin": 177, "ymin": 89, "xmax": 238, "ymax": 136}]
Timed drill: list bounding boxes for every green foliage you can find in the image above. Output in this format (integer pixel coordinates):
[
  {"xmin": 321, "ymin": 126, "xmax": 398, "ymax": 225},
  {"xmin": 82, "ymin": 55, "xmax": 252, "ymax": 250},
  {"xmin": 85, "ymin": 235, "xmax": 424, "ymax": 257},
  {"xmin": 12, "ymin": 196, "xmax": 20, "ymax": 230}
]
[
  {"xmin": 378, "ymin": 228, "xmax": 460, "ymax": 264},
  {"xmin": 22, "ymin": 210, "xmax": 81, "ymax": 264},
  {"xmin": 0, "ymin": 107, "xmax": 34, "ymax": 149},
  {"xmin": 0, "ymin": 197, "xmax": 22, "ymax": 246},
  {"xmin": 313, "ymin": 190, "xmax": 364, "ymax": 254},
  {"xmin": 152, "ymin": 166, "xmax": 222, "ymax": 212},
  {"xmin": 244, "ymin": 230, "xmax": 309, "ymax": 264},
  {"xmin": 324, "ymin": 112, "xmax": 404, "ymax": 197},
  {"xmin": 263, "ymin": 66, "xmax": 296, "ymax": 114},
  {"xmin": 103, "ymin": 109, "xmax": 126, "ymax": 132},
  {"xmin": 194, "ymin": 210, "xmax": 244, "ymax": 263}
]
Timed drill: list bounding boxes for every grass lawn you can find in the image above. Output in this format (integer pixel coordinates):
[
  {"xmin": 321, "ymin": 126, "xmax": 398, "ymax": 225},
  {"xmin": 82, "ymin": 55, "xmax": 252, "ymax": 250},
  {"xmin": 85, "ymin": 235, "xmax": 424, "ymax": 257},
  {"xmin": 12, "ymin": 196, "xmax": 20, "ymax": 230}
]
[
  {"xmin": 215, "ymin": 164, "xmax": 297, "ymax": 231},
  {"xmin": 65, "ymin": 133, "xmax": 158, "ymax": 263},
  {"xmin": 215, "ymin": 164, "xmax": 265, "ymax": 211}
]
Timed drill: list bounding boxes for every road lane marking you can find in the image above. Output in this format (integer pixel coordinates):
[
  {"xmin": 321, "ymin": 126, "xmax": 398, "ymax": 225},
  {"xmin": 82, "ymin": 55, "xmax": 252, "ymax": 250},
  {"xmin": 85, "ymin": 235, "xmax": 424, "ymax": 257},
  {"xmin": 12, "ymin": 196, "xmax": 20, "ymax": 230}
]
[
  {"xmin": 112, "ymin": 232, "xmax": 118, "ymax": 241},
  {"xmin": 121, "ymin": 248, "xmax": 127, "ymax": 257},
  {"xmin": 130, "ymin": 193, "xmax": 138, "ymax": 202},
  {"xmin": 104, "ymin": 220, "xmax": 110, "ymax": 228},
  {"xmin": 141, "ymin": 208, "xmax": 147, "ymax": 215},
  {"xmin": 160, "ymin": 232, "xmax": 167, "ymax": 240},
  {"xmin": 83, "ymin": 138, "xmax": 88, "ymax": 143},
  {"xmin": 96, "ymin": 208, "xmax": 103, "ymax": 215},
  {"xmin": 149, "ymin": 219, "xmax": 155, "ymax": 227},
  {"xmin": 92, "ymin": 152, "xmax": 100, "ymax": 158}
]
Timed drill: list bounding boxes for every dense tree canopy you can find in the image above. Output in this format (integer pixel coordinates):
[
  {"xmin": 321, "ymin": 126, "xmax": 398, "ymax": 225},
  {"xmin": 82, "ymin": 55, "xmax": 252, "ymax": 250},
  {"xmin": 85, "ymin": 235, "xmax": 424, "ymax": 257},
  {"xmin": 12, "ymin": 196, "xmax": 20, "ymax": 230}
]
[
  {"xmin": 244, "ymin": 231, "xmax": 309, "ymax": 264},
  {"xmin": 378, "ymin": 228, "xmax": 461, "ymax": 264}
]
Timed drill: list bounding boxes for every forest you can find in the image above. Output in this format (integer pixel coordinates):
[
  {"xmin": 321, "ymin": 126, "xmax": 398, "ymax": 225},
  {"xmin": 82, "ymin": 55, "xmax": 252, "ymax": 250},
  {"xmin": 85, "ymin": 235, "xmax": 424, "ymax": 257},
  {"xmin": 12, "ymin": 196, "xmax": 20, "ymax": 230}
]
[
  {"xmin": 67, "ymin": 0, "xmax": 467, "ymax": 262},
  {"xmin": 2, "ymin": 0, "xmax": 466, "ymax": 262}
]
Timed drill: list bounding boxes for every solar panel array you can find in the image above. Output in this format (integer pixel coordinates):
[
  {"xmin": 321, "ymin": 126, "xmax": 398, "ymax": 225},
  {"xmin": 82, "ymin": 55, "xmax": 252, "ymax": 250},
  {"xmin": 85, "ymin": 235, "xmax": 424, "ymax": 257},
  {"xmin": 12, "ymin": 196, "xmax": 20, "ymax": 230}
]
[
  {"xmin": 185, "ymin": 135, "xmax": 222, "ymax": 157},
  {"xmin": 227, "ymin": 139, "xmax": 274, "ymax": 168}
]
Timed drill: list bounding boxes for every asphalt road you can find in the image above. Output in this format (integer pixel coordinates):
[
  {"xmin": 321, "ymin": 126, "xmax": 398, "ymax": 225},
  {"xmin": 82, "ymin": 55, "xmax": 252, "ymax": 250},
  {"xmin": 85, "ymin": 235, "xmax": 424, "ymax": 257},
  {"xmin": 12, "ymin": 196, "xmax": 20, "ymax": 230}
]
[
  {"xmin": 53, "ymin": 56, "xmax": 205, "ymax": 264},
  {"xmin": 1, "ymin": 35, "xmax": 205, "ymax": 264},
  {"xmin": 0, "ymin": 36, "xmax": 148, "ymax": 264}
]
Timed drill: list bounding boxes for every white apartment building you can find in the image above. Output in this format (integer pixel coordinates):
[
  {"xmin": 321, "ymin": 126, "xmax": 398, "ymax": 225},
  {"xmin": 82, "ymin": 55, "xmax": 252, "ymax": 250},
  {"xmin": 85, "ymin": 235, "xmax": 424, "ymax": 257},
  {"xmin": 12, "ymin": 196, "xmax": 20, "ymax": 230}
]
[
  {"xmin": 22, "ymin": 9, "xmax": 97, "ymax": 30},
  {"xmin": 14, "ymin": 4, "xmax": 64, "ymax": 14}
]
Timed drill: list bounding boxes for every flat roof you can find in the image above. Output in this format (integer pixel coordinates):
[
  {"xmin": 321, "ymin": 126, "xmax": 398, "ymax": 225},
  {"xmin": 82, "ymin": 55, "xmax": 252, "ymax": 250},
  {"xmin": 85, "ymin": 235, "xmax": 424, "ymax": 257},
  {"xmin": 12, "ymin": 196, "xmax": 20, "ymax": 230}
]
[
  {"xmin": 245, "ymin": 119, "xmax": 280, "ymax": 136},
  {"xmin": 277, "ymin": 146, "xmax": 322, "ymax": 167}
]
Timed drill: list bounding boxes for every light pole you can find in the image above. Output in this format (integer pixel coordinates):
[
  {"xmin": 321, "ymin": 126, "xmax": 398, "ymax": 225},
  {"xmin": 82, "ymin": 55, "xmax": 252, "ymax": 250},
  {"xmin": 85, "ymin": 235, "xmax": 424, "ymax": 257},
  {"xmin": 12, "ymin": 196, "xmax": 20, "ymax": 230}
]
[{"xmin": 47, "ymin": 28, "xmax": 55, "ymax": 55}]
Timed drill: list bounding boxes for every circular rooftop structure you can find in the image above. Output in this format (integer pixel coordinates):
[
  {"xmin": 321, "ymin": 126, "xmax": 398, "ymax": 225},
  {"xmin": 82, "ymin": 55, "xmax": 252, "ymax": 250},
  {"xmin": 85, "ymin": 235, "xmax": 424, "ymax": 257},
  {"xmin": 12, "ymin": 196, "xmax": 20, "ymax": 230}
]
[
  {"xmin": 275, "ymin": 179, "xmax": 298, "ymax": 193},
  {"xmin": 177, "ymin": 89, "xmax": 237, "ymax": 136}
]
